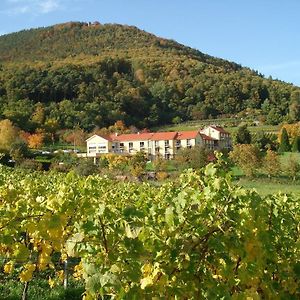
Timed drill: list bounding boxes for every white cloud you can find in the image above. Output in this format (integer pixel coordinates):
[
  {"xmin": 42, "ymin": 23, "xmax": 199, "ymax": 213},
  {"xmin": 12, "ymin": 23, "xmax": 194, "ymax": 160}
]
[
  {"xmin": 2, "ymin": 0, "xmax": 61, "ymax": 15},
  {"xmin": 39, "ymin": 0, "xmax": 60, "ymax": 13}
]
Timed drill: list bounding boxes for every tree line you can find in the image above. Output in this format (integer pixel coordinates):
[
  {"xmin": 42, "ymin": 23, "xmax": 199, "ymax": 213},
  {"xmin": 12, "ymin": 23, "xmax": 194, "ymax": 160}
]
[{"xmin": 0, "ymin": 23, "xmax": 299, "ymax": 134}]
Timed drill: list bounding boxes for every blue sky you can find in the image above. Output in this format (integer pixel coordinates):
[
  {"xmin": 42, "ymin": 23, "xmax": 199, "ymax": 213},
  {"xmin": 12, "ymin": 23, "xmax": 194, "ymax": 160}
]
[{"xmin": 0, "ymin": 0, "xmax": 299, "ymax": 86}]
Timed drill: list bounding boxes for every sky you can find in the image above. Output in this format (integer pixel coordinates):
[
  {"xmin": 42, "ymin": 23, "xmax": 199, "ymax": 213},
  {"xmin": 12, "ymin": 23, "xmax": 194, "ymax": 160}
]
[{"xmin": 0, "ymin": 0, "xmax": 299, "ymax": 86}]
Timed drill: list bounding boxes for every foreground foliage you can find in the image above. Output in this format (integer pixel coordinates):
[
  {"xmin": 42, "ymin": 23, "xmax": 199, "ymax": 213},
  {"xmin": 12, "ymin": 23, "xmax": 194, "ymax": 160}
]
[{"xmin": 0, "ymin": 159, "xmax": 299, "ymax": 299}]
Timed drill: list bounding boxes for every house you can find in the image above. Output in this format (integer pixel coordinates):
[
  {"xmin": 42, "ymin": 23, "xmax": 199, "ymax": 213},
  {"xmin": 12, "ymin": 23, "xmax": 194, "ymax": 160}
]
[
  {"xmin": 200, "ymin": 125, "xmax": 231, "ymax": 150},
  {"xmin": 82, "ymin": 125, "xmax": 231, "ymax": 161}
]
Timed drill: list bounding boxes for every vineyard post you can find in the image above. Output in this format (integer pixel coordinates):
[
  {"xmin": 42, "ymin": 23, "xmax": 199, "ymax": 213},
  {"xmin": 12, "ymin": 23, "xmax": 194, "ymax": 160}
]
[
  {"xmin": 63, "ymin": 259, "xmax": 68, "ymax": 289},
  {"xmin": 22, "ymin": 282, "xmax": 29, "ymax": 300}
]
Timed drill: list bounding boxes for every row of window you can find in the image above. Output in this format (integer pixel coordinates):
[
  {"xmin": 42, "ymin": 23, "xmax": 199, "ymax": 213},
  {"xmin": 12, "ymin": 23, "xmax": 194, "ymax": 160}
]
[{"xmin": 89, "ymin": 139, "xmax": 195, "ymax": 154}]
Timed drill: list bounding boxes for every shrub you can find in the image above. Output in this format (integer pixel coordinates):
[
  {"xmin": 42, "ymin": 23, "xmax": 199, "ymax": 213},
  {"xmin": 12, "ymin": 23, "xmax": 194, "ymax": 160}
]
[
  {"xmin": 74, "ymin": 160, "xmax": 98, "ymax": 176},
  {"xmin": 18, "ymin": 159, "xmax": 42, "ymax": 171},
  {"xmin": 156, "ymin": 171, "xmax": 169, "ymax": 181},
  {"xmin": 50, "ymin": 162, "xmax": 71, "ymax": 173}
]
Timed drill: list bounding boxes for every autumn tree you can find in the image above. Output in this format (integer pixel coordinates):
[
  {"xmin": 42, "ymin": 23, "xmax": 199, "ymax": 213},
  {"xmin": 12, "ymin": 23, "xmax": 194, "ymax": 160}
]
[
  {"xmin": 31, "ymin": 103, "xmax": 46, "ymax": 128},
  {"xmin": 44, "ymin": 118, "xmax": 59, "ymax": 145},
  {"xmin": 0, "ymin": 119, "xmax": 20, "ymax": 152},
  {"xmin": 63, "ymin": 128, "xmax": 86, "ymax": 147},
  {"xmin": 285, "ymin": 154, "xmax": 300, "ymax": 181},
  {"xmin": 129, "ymin": 151, "xmax": 147, "ymax": 178},
  {"xmin": 263, "ymin": 150, "xmax": 281, "ymax": 177},
  {"xmin": 28, "ymin": 133, "xmax": 45, "ymax": 149},
  {"xmin": 229, "ymin": 144, "xmax": 261, "ymax": 177}
]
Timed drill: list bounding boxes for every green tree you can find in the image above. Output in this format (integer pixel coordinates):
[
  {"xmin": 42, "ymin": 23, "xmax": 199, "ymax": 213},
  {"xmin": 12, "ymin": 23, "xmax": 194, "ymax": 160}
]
[
  {"xmin": 234, "ymin": 124, "xmax": 251, "ymax": 144},
  {"xmin": 278, "ymin": 127, "xmax": 291, "ymax": 152},
  {"xmin": 289, "ymin": 90, "xmax": 300, "ymax": 122},
  {"xmin": 174, "ymin": 146, "xmax": 210, "ymax": 170},
  {"xmin": 292, "ymin": 136, "xmax": 300, "ymax": 152},
  {"xmin": 10, "ymin": 141, "xmax": 29, "ymax": 164}
]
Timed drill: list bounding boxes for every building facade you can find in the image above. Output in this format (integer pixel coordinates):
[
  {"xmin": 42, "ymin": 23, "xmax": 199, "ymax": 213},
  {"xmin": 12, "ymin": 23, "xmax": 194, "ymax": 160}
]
[{"xmin": 83, "ymin": 126, "xmax": 231, "ymax": 161}]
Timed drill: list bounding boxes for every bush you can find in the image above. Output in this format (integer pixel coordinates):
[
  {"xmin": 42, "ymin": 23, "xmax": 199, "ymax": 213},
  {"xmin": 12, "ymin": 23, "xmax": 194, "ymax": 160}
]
[
  {"xmin": 50, "ymin": 162, "xmax": 71, "ymax": 173},
  {"xmin": 73, "ymin": 159, "xmax": 98, "ymax": 176},
  {"xmin": 18, "ymin": 159, "xmax": 42, "ymax": 171},
  {"xmin": 156, "ymin": 171, "xmax": 169, "ymax": 181}
]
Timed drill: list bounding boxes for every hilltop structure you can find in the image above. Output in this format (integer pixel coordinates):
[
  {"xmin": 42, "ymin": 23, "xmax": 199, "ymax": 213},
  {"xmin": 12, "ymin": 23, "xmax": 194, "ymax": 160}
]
[{"xmin": 81, "ymin": 125, "xmax": 231, "ymax": 162}]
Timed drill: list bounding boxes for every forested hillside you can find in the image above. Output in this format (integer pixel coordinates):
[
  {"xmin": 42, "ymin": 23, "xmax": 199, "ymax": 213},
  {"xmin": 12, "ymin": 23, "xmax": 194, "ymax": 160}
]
[{"xmin": 0, "ymin": 22, "xmax": 299, "ymax": 132}]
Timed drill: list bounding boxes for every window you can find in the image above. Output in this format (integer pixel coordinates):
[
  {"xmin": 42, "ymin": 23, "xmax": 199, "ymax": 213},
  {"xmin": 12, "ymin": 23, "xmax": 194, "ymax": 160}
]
[
  {"xmin": 88, "ymin": 146, "xmax": 96, "ymax": 153},
  {"xmin": 176, "ymin": 140, "xmax": 181, "ymax": 149},
  {"xmin": 129, "ymin": 142, "xmax": 133, "ymax": 152},
  {"xmin": 140, "ymin": 142, "xmax": 145, "ymax": 151},
  {"xmin": 98, "ymin": 146, "xmax": 106, "ymax": 153},
  {"xmin": 186, "ymin": 139, "xmax": 192, "ymax": 149},
  {"xmin": 164, "ymin": 140, "xmax": 169, "ymax": 147}
]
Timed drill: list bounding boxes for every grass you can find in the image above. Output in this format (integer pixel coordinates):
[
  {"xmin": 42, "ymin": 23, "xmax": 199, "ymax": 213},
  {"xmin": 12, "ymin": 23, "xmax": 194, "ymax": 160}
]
[
  {"xmin": 235, "ymin": 177, "xmax": 300, "ymax": 196},
  {"xmin": 0, "ymin": 278, "xmax": 84, "ymax": 300},
  {"xmin": 232, "ymin": 152, "xmax": 300, "ymax": 196},
  {"xmin": 155, "ymin": 118, "xmax": 279, "ymax": 134}
]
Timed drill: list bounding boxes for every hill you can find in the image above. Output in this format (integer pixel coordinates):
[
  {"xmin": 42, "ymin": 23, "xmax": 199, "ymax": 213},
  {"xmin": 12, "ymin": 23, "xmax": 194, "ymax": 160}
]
[{"xmin": 0, "ymin": 21, "xmax": 299, "ymax": 132}]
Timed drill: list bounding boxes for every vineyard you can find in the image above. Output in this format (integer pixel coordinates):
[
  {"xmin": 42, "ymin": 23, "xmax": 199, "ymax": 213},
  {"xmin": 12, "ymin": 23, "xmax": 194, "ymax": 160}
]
[{"xmin": 0, "ymin": 158, "xmax": 299, "ymax": 299}]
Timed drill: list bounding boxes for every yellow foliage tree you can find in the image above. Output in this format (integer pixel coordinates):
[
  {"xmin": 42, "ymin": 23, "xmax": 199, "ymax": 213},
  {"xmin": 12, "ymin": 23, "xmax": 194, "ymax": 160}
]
[
  {"xmin": 0, "ymin": 119, "xmax": 20, "ymax": 152},
  {"xmin": 278, "ymin": 122, "xmax": 300, "ymax": 141},
  {"xmin": 28, "ymin": 133, "xmax": 45, "ymax": 149}
]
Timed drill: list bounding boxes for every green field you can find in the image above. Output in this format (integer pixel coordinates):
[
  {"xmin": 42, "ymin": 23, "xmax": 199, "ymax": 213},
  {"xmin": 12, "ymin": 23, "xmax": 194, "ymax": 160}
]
[
  {"xmin": 155, "ymin": 118, "xmax": 279, "ymax": 134},
  {"xmin": 233, "ymin": 152, "xmax": 300, "ymax": 196},
  {"xmin": 236, "ymin": 178, "xmax": 300, "ymax": 196}
]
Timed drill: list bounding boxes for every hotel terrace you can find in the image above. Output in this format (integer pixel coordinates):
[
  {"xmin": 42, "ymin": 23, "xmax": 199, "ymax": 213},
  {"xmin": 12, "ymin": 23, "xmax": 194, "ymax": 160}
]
[{"xmin": 81, "ymin": 125, "xmax": 231, "ymax": 162}]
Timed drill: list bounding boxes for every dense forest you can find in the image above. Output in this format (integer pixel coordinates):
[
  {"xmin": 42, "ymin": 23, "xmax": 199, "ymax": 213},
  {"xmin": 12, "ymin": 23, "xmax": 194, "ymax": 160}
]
[{"xmin": 0, "ymin": 21, "xmax": 299, "ymax": 132}]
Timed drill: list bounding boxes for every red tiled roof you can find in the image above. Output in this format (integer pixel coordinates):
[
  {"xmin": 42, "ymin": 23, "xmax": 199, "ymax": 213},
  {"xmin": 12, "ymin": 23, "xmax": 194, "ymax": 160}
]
[
  {"xmin": 210, "ymin": 126, "xmax": 229, "ymax": 134},
  {"xmin": 177, "ymin": 131, "xmax": 199, "ymax": 140},
  {"xmin": 111, "ymin": 132, "xmax": 153, "ymax": 142},
  {"xmin": 152, "ymin": 131, "xmax": 178, "ymax": 141}
]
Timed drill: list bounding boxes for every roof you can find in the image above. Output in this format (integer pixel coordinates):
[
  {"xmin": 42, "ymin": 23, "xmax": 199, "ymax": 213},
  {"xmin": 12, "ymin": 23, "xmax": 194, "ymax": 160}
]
[
  {"xmin": 152, "ymin": 131, "xmax": 178, "ymax": 141},
  {"xmin": 209, "ymin": 125, "xmax": 229, "ymax": 134},
  {"xmin": 177, "ymin": 131, "xmax": 199, "ymax": 140},
  {"xmin": 111, "ymin": 132, "xmax": 153, "ymax": 142},
  {"xmin": 86, "ymin": 134, "xmax": 112, "ymax": 142},
  {"xmin": 200, "ymin": 133, "xmax": 217, "ymax": 141}
]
